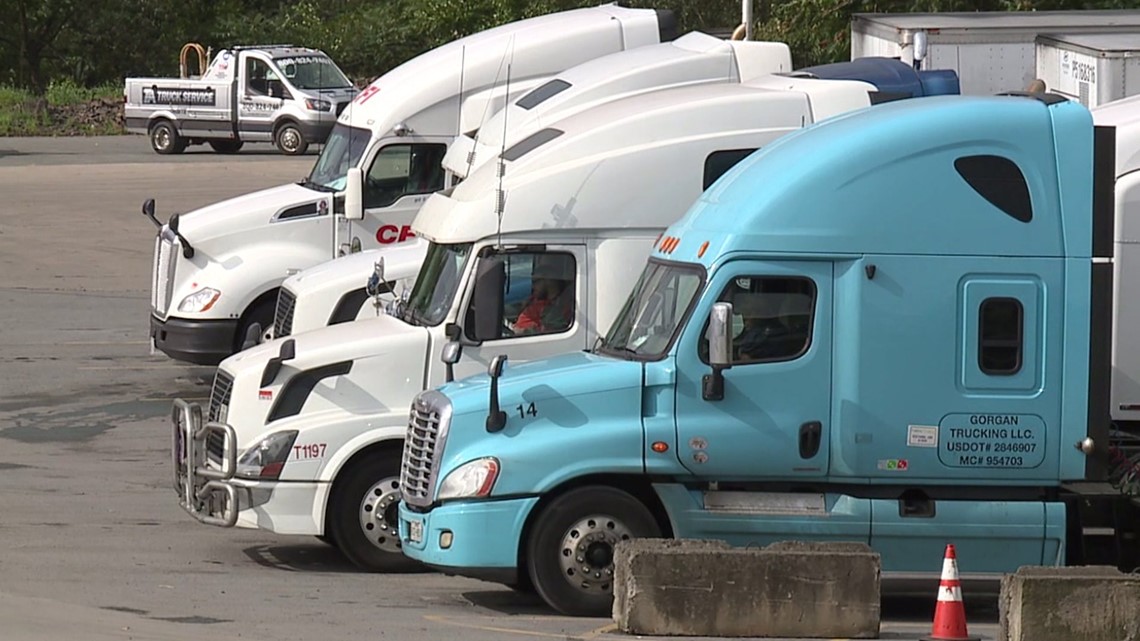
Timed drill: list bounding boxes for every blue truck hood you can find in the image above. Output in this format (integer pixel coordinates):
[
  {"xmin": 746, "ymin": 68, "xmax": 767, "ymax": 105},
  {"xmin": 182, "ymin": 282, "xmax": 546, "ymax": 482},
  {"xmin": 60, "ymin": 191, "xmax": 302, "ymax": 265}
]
[{"xmin": 436, "ymin": 351, "xmax": 647, "ymax": 495}]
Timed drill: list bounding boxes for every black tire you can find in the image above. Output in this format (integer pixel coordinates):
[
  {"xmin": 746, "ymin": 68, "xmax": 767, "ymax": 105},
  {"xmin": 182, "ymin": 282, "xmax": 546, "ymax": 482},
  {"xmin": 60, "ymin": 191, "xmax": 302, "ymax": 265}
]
[
  {"xmin": 209, "ymin": 139, "xmax": 244, "ymax": 154},
  {"xmin": 149, "ymin": 120, "xmax": 186, "ymax": 155},
  {"xmin": 274, "ymin": 122, "xmax": 308, "ymax": 155},
  {"xmin": 525, "ymin": 486, "xmax": 660, "ymax": 616},
  {"xmin": 316, "ymin": 534, "xmax": 335, "ymax": 546},
  {"xmin": 234, "ymin": 298, "xmax": 275, "ymax": 353},
  {"xmin": 328, "ymin": 450, "xmax": 420, "ymax": 572}
]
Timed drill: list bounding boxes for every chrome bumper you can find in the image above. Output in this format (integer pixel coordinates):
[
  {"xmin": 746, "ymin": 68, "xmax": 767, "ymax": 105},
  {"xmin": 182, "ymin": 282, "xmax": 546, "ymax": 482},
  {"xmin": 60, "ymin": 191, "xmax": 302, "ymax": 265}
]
[{"xmin": 172, "ymin": 399, "xmax": 239, "ymax": 527}]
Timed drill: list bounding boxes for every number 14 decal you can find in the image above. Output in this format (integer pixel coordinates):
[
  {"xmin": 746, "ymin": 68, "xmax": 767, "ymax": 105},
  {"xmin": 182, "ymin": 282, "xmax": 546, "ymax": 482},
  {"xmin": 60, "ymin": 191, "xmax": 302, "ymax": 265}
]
[{"xmin": 516, "ymin": 402, "xmax": 537, "ymax": 419}]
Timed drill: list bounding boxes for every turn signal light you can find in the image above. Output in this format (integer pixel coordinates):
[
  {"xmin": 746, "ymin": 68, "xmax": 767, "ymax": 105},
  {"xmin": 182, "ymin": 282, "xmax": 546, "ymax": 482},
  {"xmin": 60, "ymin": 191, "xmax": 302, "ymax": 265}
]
[{"xmin": 651, "ymin": 441, "xmax": 669, "ymax": 453}]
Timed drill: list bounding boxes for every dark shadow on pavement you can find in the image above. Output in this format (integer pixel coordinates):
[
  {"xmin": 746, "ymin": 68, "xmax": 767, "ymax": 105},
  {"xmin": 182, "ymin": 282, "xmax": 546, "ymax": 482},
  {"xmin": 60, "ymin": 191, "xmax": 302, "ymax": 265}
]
[
  {"xmin": 242, "ymin": 542, "xmax": 434, "ymax": 574},
  {"xmin": 460, "ymin": 589, "xmax": 552, "ymax": 616}
]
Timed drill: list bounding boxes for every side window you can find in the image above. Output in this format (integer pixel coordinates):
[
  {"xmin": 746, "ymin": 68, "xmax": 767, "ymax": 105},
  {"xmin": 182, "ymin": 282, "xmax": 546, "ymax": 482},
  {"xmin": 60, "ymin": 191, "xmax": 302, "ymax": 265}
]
[
  {"xmin": 700, "ymin": 276, "xmax": 815, "ymax": 365},
  {"xmin": 979, "ymin": 297, "xmax": 1023, "ymax": 375},
  {"xmin": 703, "ymin": 149, "xmax": 756, "ymax": 190},
  {"xmin": 364, "ymin": 144, "xmax": 447, "ymax": 209},
  {"xmin": 246, "ymin": 58, "xmax": 271, "ymax": 96},
  {"xmin": 466, "ymin": 251, "xmax": 576, "ymax": 341}
]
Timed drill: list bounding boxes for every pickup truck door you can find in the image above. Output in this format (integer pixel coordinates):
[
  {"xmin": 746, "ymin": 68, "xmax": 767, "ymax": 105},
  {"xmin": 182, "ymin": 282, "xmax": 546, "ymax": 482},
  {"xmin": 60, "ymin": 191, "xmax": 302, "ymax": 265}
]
[
  {"xmin": 672, "ymin": 260, "xmax": 833, "ymax": 479},
  {"xmin": 237, "ymin": 53, "xmax": 285, "ymax": 140},
  {"xmin": 355, "ymin": 141, "xmax": 450, "ymax": 250}
]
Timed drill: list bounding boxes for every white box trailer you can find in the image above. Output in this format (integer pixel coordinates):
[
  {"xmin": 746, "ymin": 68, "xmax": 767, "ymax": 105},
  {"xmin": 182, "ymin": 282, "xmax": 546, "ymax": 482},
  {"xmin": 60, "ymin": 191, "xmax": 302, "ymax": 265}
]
[
  {"xmin": 851, "ymin": 10, "xmax": 1140, "ymax": 94},
  {"xmin": 1036, "ymin": 33, "xmax": 1140, "ymax": 107}
]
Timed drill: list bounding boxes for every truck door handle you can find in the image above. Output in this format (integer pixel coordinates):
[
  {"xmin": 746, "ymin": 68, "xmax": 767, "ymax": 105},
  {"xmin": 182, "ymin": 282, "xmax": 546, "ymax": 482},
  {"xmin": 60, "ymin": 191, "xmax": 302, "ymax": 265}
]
[{"xmin": 799, "ymin": 421, "xmax": 822, "ymax": 459}]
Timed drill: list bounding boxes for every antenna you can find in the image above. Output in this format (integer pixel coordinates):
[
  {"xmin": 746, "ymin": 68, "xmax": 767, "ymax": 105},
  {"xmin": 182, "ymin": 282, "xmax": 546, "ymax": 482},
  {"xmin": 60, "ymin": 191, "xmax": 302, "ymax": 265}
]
[
  {"xmin": 456, "ymin": 45, "xmax": 466, "ymax": 143},
  {"xmin": 465, "ymin": 38, "xmax": 513, "ymax": 179},
  {"xmin": 493, "ymin": 40, "xmax": 515, "ymax": 250}
]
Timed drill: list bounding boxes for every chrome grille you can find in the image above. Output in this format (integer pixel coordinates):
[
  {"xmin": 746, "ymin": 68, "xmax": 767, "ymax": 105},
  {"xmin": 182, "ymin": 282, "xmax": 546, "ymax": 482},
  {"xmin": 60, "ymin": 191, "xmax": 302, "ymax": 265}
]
[
  {"xmin": 152, "ymin": 235, "xmax": 177, "ymax": 316},
  {"xmin": 274, "ymin": 288, "xmax": 296, "ymax": 337},
  {"xmin": 400, "ymin": 390, "xmax": 452, "ymax": 507},
  {"xmin": 206, "ymin": 370, "xmax": 234, "ymax": 466}
]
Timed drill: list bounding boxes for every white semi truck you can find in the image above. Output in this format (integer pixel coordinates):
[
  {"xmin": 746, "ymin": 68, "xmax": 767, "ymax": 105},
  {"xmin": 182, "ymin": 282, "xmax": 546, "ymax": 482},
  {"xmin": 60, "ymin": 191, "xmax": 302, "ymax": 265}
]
[
  {"xmin": 171, "ymin": 60, "xmax": 959, "ymax": 572},
  {"xmin": 268, "ymin": 30, "xmax": 794, "ymax": 341},
  {"xmin": 125, "ymin": 43, "xmax": 358, "ymax": 155},
  {"xmin": 146, "ymin": 4, "xmax": 677, "ymax": 366}
]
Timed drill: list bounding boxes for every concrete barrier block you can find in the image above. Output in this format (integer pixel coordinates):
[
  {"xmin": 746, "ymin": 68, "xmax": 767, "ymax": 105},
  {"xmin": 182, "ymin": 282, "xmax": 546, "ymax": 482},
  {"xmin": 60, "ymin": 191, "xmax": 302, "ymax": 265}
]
[
  {"xmin": 613, "ymin": 538, "xmax": 881, "ymax": 638},
  {"xmin": 999, "ymin": 565, "xmax": 1140, "ymax": 641}
]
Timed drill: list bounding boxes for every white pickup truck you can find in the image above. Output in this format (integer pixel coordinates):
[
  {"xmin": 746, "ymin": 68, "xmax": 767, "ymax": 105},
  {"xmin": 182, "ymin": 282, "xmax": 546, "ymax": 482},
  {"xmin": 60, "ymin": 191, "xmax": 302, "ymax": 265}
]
[
  {"xmin": 171, "ymin": 59, "xmax": 960, "ymax": 573},
  {"xmin": 125, "ymin": 43, "xmax": 357, "ymax": 155},
  {"xmin": 269, "ymin": 30, "xmax": 794, "ymax": 341},
  {"xmin": 145, "ymin": 4, "xmax": 677, "ymax": 366}
]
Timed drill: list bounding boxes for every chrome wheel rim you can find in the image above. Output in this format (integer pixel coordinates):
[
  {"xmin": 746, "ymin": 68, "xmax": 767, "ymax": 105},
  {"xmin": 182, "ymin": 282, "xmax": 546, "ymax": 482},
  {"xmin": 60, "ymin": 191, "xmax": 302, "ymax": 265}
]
[
  {"xmin": 359, "ymin": 476, "xmax": 402, "ymax": 553},
  {"xmin": 279, "ymin": 128, "xmax": 301, "ymax": 153},
  {"xmin": 558, "ymin": 514, "xmax": 633, "ymax": 595},
  {"xmin": 153, "ymin": 128, "xmax": 171, "ymax": 151}
]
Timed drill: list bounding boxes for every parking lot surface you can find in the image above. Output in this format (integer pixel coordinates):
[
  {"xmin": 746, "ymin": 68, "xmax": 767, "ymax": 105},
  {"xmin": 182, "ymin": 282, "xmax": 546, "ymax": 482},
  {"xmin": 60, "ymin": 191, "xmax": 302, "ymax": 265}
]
[{"xmin": 0, "ymin": 135, "xmax": 1001, "ymax": 640}]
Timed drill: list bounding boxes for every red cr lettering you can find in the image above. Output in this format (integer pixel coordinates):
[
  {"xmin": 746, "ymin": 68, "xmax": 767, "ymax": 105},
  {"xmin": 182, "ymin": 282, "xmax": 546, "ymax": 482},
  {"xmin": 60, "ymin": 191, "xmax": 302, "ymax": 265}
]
[
  {"xmin": 356, "ymin": 85, "xmax": 380, "ymax": 104},
  {"xmin": 376, "ymin": 225, "xmax": 415, "ymax": 244}
]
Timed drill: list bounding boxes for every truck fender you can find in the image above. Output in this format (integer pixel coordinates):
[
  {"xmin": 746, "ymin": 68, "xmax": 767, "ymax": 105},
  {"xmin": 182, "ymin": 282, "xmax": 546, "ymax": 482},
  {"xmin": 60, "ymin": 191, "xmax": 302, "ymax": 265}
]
[
  {"xmin": 311, "ymin": 421, "xmax": 408, "ymax": 530},
  {"xmin": 171, "ymin": 240, "xmax": 330, "ymax": 319}
]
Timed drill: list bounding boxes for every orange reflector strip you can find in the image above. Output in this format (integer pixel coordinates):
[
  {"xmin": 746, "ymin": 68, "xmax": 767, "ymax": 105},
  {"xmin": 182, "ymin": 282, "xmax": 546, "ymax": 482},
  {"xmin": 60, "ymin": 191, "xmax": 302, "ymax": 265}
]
[
  {"xmin": 698, "ymin": 241, "xmax": 709, "ymax": 258},
  {"xmin": 651, "ymin": 441, "xmax": 669, "ymax": 453},
  {"xmin": 668, "ymin": 237, "xmax": 680, "ymax": 253}
]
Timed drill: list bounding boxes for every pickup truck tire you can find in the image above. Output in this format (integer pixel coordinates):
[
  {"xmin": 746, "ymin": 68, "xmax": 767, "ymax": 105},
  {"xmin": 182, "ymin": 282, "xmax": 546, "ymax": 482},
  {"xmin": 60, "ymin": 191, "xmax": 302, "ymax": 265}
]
[
  {"xmin": 209, "ymin": 139, "xmax": 244, "ymax": 154},
  {"xmin": 328, "ymin": 450, "xmax": 420, "ymax": 572},
  {"xmin": 526, "ymin": 486, "xmax": 660, "ymax": 616},
  {"xmin": 274, "ymin": 122, "xmax": 308, "ymax": 156},
  {"xmin": 149, "ymin": 120, "xmax": 186, "ymax": 155}
]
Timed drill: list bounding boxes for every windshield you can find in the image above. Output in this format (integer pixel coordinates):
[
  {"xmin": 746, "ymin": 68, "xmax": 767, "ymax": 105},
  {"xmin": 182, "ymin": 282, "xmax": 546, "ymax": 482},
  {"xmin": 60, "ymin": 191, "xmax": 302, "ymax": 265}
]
[
  {"xmin": 274, "ymin": 55, "xmax": 353, "ymax": 90},
  {"xmin": 599, "ymin": 260, "xmax": 704, "ymax": 360},
  {"xmin": 405, "ymin": 243, "xmax": 474, "ymax": 326},
  {"xmin": 304, "ymin": 124, "xmax": 370, "ymax": 191}
]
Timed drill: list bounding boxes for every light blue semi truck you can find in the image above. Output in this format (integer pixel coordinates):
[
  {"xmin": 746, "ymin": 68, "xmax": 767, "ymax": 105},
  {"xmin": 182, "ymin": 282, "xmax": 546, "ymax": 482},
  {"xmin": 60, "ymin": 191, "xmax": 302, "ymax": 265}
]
[{"xmin": 397, "ymin": 91, "xmax": 1138, "ymax": 616}]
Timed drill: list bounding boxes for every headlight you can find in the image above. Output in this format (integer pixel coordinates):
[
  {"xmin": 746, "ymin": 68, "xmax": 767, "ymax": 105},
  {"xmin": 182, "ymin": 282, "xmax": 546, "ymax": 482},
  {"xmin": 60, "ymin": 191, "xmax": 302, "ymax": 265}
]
[
  {"xmin": 178, "ymin": 287, "xmax": 221, "ymax": 312},
  {"xmin": 236, "ymin": 430, "xmax": 298, "ymax": 480},
  {"xmin": 305, "ymin": 98, "xmax": 332, "ymax": 111},
  {"xmin": 437, "ymin": 457, "xmax": 499, "ymax": 500}
]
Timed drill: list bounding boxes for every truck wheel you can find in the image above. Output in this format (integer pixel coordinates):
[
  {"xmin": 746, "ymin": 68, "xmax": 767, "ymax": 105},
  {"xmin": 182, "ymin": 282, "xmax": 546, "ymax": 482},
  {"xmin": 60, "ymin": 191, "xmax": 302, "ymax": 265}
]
[
  {"xmin": 209, "ymin": 139, "xmax": 244, "ymax": 154},
  {"xmin": 275, "ymin": 123, "xmax": 308, "ymax": 156},
  {"xmin": 329, "ymin": 450, "xmax": 420, "ymax": 572},
  {"xmin": 149, "ymin": 121, "xmax": 186, "ymax": 155},
  {"xmin": 234, "ymin": 299, "xmax": 275, "ymax": 353},
  {"xmin": 525, "ymin": 486, "xmax": 661, "ymax": 616}
]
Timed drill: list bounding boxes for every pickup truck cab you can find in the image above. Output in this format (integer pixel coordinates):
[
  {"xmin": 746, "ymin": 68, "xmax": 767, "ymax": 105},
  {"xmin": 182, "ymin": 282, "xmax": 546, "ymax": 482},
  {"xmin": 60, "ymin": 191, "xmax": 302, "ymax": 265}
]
[{"xmin": 125, "ymin": 44, "xmax": 357, "ymax": 155}]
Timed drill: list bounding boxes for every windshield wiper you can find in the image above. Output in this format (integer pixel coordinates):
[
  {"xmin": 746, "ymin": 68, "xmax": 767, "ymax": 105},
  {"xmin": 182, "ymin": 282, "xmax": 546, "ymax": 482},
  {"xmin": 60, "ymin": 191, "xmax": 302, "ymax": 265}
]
[{"xmin": 298, "ymin": 178, "xmax": 335, "ymax": 193}]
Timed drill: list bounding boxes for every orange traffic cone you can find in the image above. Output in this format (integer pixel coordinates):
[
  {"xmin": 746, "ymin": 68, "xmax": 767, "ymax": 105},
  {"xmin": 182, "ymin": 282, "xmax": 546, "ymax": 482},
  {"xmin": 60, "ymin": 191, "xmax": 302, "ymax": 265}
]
[{"xmin": 921, "ymin": 544, "xmax": 980, "ymax": 641}]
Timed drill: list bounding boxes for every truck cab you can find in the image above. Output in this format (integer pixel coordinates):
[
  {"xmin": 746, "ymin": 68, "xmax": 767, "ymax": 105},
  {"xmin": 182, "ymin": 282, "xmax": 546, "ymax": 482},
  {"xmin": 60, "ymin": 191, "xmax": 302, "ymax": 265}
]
[
  {"xmin": 171, "ymin": 59, "xmax": 959, "ymax": 576},
  {"xmin": 125, "ymin": 44, "xmax": 358, "ymax": 155},
  {"xmin": 267, "ymin": 30, "xmax": 795, "ymax": 342},
  {"xmin": 146, "ymin": 4, "xmax": 675, "ymax": 366},
  {"xmin": 397, "ymin": 92, "xmax": 1136, "ymax": 616}
]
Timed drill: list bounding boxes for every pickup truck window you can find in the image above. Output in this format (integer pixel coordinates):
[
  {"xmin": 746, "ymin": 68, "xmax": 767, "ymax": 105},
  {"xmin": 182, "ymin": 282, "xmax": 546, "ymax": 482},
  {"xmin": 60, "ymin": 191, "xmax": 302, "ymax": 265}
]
[
  {"xmin": 698, "ymin": 276, "xmax": 815, "ymax": 365},
  {"xmin": 599, "ymin": 261, "xmax": 703, "ymax": 360},
  {"xmin": 305, "ymin": 124, "xmax": 370, "ymax": 191},
  {"xmin": 246, "ymin": 57, "xmax": 288, "ymax": 99},
  {"xmin": 365, "ymin": 144, "xmax": 447, "ymax": 208},
  {"xmin": 466, "ymin": 251, "xmax": 576, "ymax": 341},
  {"xmin": 406, "ymin": 242, "xmax": 473, "ymax": 327},
  {"xmin": 275, "ymin": 55, "xmax": 352, "ymax": 90}
]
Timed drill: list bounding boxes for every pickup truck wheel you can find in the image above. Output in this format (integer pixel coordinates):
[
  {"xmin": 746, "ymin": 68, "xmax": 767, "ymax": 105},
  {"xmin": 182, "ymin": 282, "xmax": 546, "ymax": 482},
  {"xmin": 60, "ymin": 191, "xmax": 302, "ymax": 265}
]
[
  {"xmin": 275, "ymin": 123, "xmax": 308, "ymax": 155},
  {"xmin": 209, "ymin": 139, "xmax": 244, "ymax": 154},
  {"xmin": 526, "ymin": 486, "xmax": 660, "ymax": 616},
  {"xmin": 329, "ymin": 451, "xmax": 420, "ymax": 572},
  {"xmin": 149, "ymin": 121, "xmax": 186, "ymax": 155}
]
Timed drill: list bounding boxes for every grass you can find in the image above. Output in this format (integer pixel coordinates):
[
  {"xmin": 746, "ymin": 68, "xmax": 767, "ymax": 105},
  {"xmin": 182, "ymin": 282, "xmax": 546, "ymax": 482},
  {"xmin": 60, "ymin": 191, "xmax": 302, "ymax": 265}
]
[{"xmin": 0, "ymin": 79, "xmax": 124, "ymax": 136}]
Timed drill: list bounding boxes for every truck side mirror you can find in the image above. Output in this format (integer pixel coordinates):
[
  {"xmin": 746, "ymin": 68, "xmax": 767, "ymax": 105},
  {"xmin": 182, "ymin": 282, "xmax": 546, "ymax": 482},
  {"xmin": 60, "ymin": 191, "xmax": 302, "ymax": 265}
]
[
  {"xmin": 703, "ymin": 302, "xmax": 733, "ymax": 401},
  {"xmin": 486, "ymin": 354, "xmax": 508, "ymax": 433},
  {"xmin": 344, "ymin": 167, "xmax": 364, "ymax": 221},
  {"xmin": 471, "ymin": 257, "xmax": 505, "ymax": 342},
  {"xmin": 142, "ymin": 198, "xmax": 161, "ymax": 229},
  {"xmin": 442, "ymin": 323, "xmax": 463, "ymax": 383}
]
